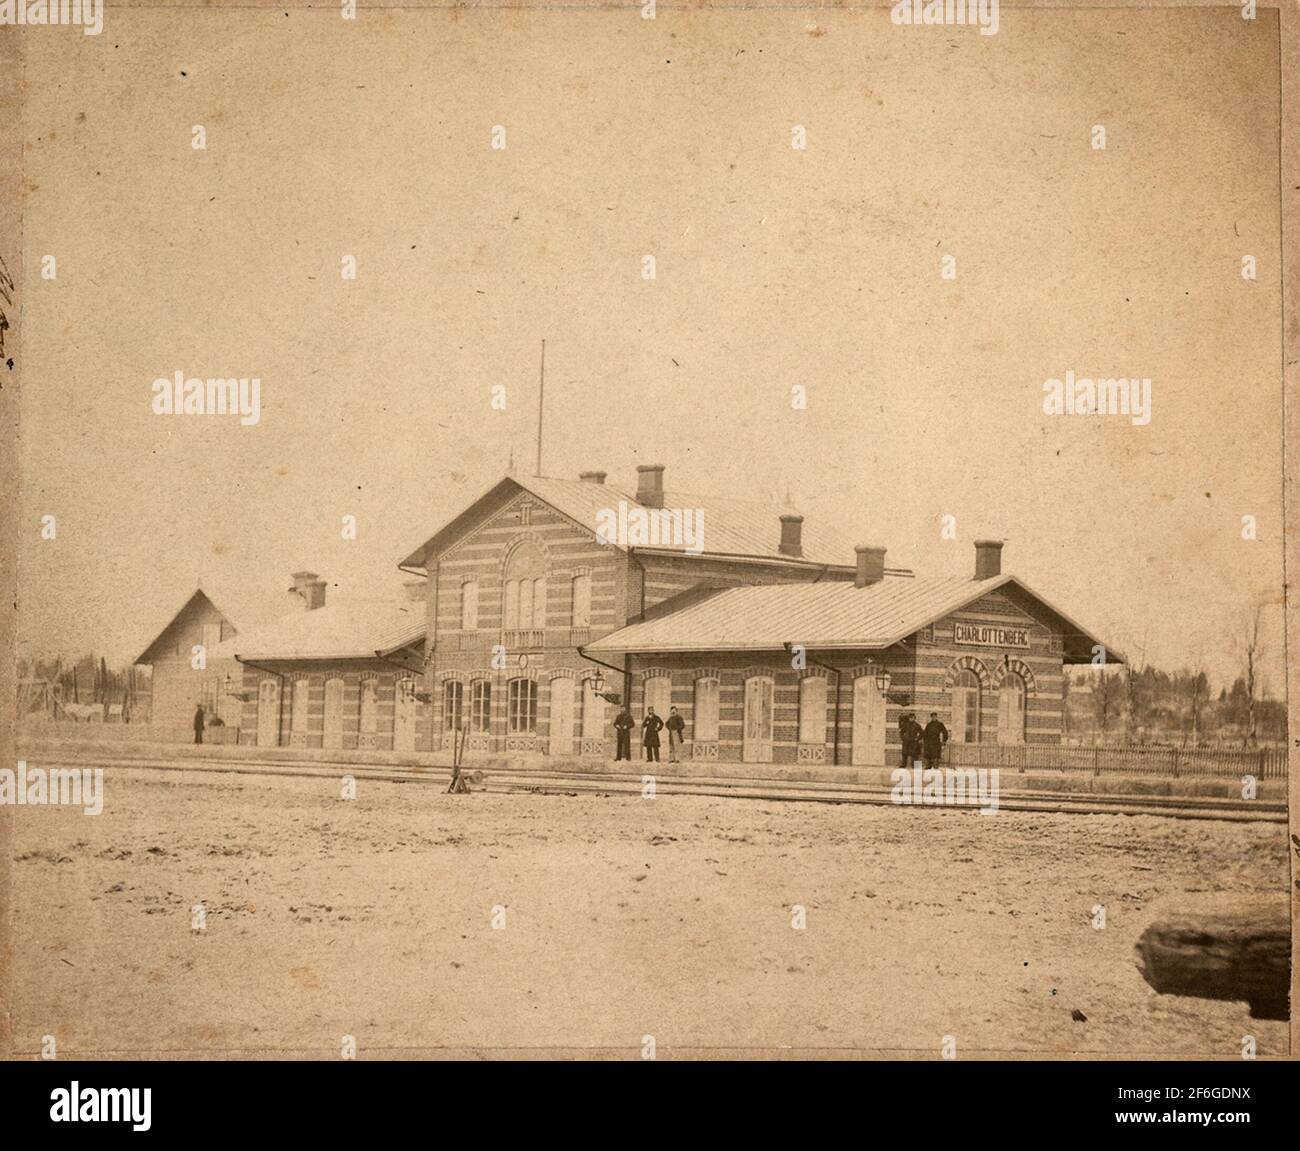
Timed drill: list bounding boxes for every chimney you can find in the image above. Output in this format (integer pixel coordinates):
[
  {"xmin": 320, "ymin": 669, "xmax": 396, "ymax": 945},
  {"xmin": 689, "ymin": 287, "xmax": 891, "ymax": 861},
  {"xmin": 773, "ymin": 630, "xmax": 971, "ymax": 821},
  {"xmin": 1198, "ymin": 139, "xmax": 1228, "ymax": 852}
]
[
  {"xmin": 974, "ymin": 539, "xmax": 1003, "ymax": 580},
  {"xmin": 636, "ymin": 464, "xmax": 665, "ymax": 508},
  {"xmin": 779, "ymin": 514, "xmax": 804, "ymax": 558},
  {"xmin": 579, "ymin": 470, "xmax": 607, "ymax": 484},
  {"xmin": 289, "ymin": 570, "xmax": 327, "ymax": 611},
  {"xmin": 854, "ymin": 545, "xmax": 886, "ymax": 588}
]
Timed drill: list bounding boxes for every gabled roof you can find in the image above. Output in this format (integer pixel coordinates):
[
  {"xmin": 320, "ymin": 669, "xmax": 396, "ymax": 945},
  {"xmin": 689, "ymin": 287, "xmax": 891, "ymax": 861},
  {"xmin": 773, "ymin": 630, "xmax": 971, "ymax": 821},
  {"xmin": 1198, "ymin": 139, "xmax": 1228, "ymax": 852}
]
[
  {"xmin": 211, "ymin": 598, "xmax": 425, "ymax": 662},
  {"xmin": 584, "ymin": 573, "xmax": 1121, "ymax": 665},
  {"xmin": 398, "ymin": 474, "xmax": 872, "ymax": 570},
  {"xmin": 135, "ymin": 585, "xmax": 289, "ymax": 665}
]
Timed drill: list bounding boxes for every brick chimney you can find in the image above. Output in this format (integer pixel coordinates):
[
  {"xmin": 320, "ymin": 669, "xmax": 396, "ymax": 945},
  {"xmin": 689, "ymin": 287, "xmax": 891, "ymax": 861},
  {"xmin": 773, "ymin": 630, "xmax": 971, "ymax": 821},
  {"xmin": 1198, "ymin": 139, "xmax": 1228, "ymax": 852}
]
[
  {"xmin": 289, "ymin": 571, "xmax": 327, "ymax": 611},
  {"xmin": 579, "ymin": 470, "xmax": 607, "ymax": 484},
  {"xmin": 779, "ymin": 514, "xmax": 804, "ymax": 558},
  {"xmin": 974, "ymin": 539, "xmax": 1003, "ymax": 580},
  {"xmin": 636, "ymin": 464, "xmax": 665, "ymax": 508},
  {"xmin": 854, "ymin": 545, "xmax": 886, "ymax": 588}
]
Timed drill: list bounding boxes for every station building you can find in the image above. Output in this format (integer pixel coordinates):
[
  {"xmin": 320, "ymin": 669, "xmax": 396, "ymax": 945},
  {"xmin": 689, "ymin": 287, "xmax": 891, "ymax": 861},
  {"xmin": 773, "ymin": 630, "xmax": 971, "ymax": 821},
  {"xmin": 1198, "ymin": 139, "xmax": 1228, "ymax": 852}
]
[{"xmin": 400, "ymin": 465, "xmax": 1117, "ymax": 767}]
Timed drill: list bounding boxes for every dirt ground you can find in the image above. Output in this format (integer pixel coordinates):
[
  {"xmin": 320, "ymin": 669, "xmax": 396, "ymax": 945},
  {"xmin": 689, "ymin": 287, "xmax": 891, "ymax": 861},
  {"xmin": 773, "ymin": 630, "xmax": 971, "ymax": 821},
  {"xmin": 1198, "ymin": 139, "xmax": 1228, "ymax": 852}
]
[{"xmin": 4, "ymin": 766, "xmax": 1290, "ymax": 1059}]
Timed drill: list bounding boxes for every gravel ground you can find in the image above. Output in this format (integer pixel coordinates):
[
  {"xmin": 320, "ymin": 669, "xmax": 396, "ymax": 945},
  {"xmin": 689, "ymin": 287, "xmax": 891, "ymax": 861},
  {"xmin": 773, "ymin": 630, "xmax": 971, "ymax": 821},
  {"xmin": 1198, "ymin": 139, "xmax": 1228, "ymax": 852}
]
[{"xmin": 5, "ymin": 766, "xmax": 1290, "ymax": 1059}]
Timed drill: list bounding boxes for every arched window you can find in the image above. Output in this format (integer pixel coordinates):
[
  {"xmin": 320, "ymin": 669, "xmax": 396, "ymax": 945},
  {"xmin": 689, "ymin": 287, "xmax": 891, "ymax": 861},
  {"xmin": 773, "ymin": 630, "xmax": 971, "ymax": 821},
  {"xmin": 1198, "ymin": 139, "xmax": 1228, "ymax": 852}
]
[
  {"xmin": 291, "ymin": 677, "xmax": 311, "ymax": 735},
  {"xmin": 580, "ymin": 678, "xmax": 605, "ymax": 739},
  {"xmin": 460, "ymin": 579, "xmax": 479, "ymax": 631},
  {"xmin": 359, "ymin": 678, "xmax": 379, "ymax": 736},
  {"xmin": 998, "ymin": 673, "xmax": 1027, "ymax": 745},
  {"xmin": 571, "ymin": 573, "xmax": 591, "ymax": 628},
  {"xmin": 644, "ymin": 674, "xmax": 672, "ymax": 720},
  {"xmin": 508, "ymin": 678, "xmax": 538, "ymax": 733},
  {"xmin": 323, "ymin": 677, "xmax": 345, "ymax": 749},
  {"xmin": 951, "ymin": 670, "xmax": 981, "ymax": 744},
  {"xmin": 693, "ymin": 678, "xmax": 720, "ymax": 743},
  {"xmin": 503, "ymin": 540, "xmax": 546, "ymax": 632},
  {"xmin": 798, "ymin": 676, "xmax": 828, "ymax": 745}
]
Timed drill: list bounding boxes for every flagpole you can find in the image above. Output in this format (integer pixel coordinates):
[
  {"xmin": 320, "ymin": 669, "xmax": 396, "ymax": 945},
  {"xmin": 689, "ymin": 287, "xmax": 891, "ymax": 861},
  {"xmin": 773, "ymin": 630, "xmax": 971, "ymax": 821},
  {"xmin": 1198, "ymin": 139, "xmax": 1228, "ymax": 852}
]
[{"xmin": 535, "ymin": 338, "xmax": 545, "ymax": 477}]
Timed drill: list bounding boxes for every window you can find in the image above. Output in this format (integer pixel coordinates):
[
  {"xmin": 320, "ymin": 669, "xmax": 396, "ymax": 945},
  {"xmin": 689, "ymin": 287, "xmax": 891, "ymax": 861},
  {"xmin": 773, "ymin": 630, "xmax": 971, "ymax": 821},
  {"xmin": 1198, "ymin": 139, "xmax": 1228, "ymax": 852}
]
[
  {"xmin": 571, "ymin": 573, "xmax": 591, "ymax": 628},
  {"xmin": 508, "ymin": 678, "xmax": 538, "ymax": 734},
  {"xmin": 531, "ymin": 576, "xmax": 547, "ymax": 629},
  {"xmin": 470, "ymin": 680, "xmax": 491, "ymax": 733},
  {"xmin": 798, "ymin": 676, "xmax": 828, "ymax": 745},
  {"xmin": 951, "ymin": 670, "xmax": 981, "ymax": 743},
  {"xmin": 998, "ymin": 673, "xmax": 1027, "ymax": 745},
  {"xmin": 693, "ymin": 678, "xmax": 720, "ymax": 743},
  {"xmin": 291, "ymin": 678, "xmax": 310, "ymax": 733},
  {"xmin": 443, "ymin": 680, "xmax": 464, "ymax": 731},
  {"xmin": 460, "ymin": 579, "xmax": 479, "ymax": 631},
  {"xmin": 359, "ymin": 678, "xmax": 379, "ymax": 735},
  {"xmin": 503, "ymin": 540, "xmax": 546, "ymax": 633},
  {"xmin": 581, "ymin": 678, "xmax": 605, "ymax": 738},
  {"xmin": 201, "ymin": 622, "xmax": 221, "ymax": 656},
  {"xmin": 644, "ymin": 674, "xmax": 672, "ymax": 720}
]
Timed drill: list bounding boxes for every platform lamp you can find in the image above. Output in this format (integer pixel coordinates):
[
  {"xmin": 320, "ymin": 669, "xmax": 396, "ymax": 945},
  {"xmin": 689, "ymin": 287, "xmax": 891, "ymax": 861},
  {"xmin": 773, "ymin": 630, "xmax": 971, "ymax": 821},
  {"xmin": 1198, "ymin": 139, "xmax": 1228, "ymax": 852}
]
[
  {"xmin": 871, "ymin": 662, "xmax": 892, "ymax": 698},
  {"xmin": 589, "ymin": 667, "xmax": 622, "ymax": 705},
  {"xmin": 222, "ymin": 672, "xmax": 255, "ymax": 702}
]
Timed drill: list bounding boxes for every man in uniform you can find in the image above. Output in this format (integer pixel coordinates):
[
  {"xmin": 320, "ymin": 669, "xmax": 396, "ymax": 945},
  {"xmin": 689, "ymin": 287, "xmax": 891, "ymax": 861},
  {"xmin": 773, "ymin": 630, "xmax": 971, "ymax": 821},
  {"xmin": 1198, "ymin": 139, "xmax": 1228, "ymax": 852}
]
[
  {"xmin": 923, "ymin": 712, "xmax": 950, "ymax": 770},
  {"xmin": 193, "ymin": 703, "xmax": 206, "ymax": 745},
  {"xmin": 641, "ymin": 706, "xmax": 664, "ymax": 763},
  {"xmin": 613, "ymin": 705, "xmax": 634, "ymax": 762}
]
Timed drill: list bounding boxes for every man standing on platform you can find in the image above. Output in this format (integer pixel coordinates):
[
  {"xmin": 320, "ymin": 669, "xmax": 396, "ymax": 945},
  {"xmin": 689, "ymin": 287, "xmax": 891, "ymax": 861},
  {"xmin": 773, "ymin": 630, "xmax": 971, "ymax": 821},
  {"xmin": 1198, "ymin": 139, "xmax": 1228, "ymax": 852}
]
[
  {"xmin": 641, "ymin": 706, "xmax": 664, "ymax": 763},
  {"xmin": 614, "ymin": 704, "xmax": 634, "ymax": 762}
]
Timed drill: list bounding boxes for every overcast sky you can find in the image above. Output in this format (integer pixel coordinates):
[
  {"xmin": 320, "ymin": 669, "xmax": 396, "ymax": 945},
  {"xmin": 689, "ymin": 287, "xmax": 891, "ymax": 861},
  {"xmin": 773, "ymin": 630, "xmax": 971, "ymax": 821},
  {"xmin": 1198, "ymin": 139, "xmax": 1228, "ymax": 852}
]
[{"xmin": 16, "ymin": 8, "xmax": 1284, "ymax": 692}]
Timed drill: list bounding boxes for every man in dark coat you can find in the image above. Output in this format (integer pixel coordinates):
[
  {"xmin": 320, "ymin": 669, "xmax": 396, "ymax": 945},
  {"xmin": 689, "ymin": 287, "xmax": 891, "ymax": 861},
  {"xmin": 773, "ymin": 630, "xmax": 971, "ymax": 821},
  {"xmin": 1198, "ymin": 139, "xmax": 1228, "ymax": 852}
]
[
  {"xmin": 613, "ymin": 706, "xmax": 634, "ymax": 762},
  {"xmin": 665, "ymin": 706, "xmax": 685, "ymax": 763},
  {"xmin": 193, "ymin": 704, "xmax": 206, "ymax": 745},
  {"xmin": 641, "ymin": 706, "xmax": 663, "ymax": 763},
  {"xmin": 899, "ymin": 713, "xmax": 922, "ymax": 767},
  {"xmin": 922, "ymin": 712, "xmax": 950, "ymax": 769}
]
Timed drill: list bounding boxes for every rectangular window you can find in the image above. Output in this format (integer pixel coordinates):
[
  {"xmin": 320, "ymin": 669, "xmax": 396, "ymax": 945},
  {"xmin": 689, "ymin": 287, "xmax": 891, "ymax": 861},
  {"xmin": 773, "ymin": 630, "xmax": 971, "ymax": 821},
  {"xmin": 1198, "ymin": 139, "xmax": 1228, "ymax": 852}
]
[
  {"xmin": 470, "ymin": 680, "xmax": 491, "ymax": 733},
  {"xmin": 508, "ymin": 678, "xmax": 538, "ymax": 733},
  {"xmin": 443, "ymin": 680, "xmax": 464, "ymax": 731},
  {"xmin": 693, "ymin": 678, "xmax": 720, "ymax": 743},
  {"xmin": 798, "ymin": 676, "xmax": 828, "ymax": 745},
  {"xmin": 504, "ymin": 579, "xmax": 520, "ymax": 630}
]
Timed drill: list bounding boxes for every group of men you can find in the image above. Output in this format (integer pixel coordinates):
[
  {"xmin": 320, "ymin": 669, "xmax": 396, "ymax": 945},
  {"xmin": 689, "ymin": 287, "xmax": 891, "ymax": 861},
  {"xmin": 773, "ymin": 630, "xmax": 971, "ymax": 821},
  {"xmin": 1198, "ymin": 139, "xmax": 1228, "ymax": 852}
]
[
  {"xmin": 613, "ymin": 704, "xmax": 685, "ymax": 763},
  {"xmin": 610, "ymin": 699, "xmax": 951, "ymax": 768},
  {"xmin": 900, "ymin": 711, "xmax": 950, "ymax": 769}
]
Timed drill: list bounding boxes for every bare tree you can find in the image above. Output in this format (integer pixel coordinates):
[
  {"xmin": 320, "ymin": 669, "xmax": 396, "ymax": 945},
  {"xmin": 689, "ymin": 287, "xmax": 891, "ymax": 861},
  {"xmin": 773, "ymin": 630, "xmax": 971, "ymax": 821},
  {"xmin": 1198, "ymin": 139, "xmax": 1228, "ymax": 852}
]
[
  {"xmin": 1094, "ymin": 667, "xmax": 1118, "ymax": 740},
  {"xmin": 1237, "ymin": 601, "xmax": 1268, "ymax": 748}
]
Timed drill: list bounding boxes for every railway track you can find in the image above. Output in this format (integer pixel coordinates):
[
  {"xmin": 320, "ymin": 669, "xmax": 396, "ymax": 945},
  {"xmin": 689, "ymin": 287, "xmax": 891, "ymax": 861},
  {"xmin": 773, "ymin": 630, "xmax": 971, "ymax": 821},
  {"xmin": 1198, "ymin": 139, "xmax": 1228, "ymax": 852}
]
[{"xmin": 22, "ymin": 752, "xmax": 1288, "ymax": 823}]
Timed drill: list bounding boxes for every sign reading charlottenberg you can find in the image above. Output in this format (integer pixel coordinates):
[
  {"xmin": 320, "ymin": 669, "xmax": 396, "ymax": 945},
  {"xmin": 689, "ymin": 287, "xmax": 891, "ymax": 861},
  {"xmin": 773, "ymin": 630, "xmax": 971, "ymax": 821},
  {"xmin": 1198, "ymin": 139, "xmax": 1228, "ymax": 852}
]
[{"xmin": 952, "ymin": 621, "xmax": 1031, "ymax": 649}]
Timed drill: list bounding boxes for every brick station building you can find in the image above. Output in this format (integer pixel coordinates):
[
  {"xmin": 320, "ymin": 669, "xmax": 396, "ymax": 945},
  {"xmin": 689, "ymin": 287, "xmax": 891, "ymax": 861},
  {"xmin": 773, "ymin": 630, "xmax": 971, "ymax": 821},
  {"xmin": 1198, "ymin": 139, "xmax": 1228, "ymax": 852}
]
[{"xmin": 401, "ymin": 465, "xmax": 1119, "ymax": 767}]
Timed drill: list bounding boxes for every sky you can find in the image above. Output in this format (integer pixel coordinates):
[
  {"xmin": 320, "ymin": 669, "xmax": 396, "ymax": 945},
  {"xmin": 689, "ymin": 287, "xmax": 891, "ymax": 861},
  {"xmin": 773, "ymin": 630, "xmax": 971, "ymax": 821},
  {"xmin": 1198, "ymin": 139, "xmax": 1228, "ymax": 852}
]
[{"xmin": 14, "ymin": 6, "xmax": 1286, "ymax": 693}]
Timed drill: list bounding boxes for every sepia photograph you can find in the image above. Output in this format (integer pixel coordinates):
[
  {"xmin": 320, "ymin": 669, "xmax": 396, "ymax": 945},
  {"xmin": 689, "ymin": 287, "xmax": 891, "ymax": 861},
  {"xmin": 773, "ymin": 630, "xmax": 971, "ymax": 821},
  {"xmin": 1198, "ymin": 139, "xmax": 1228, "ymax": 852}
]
[{"xmin": 1, "ymin": 0, "xmax": 1296, "ymax": 1129}]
